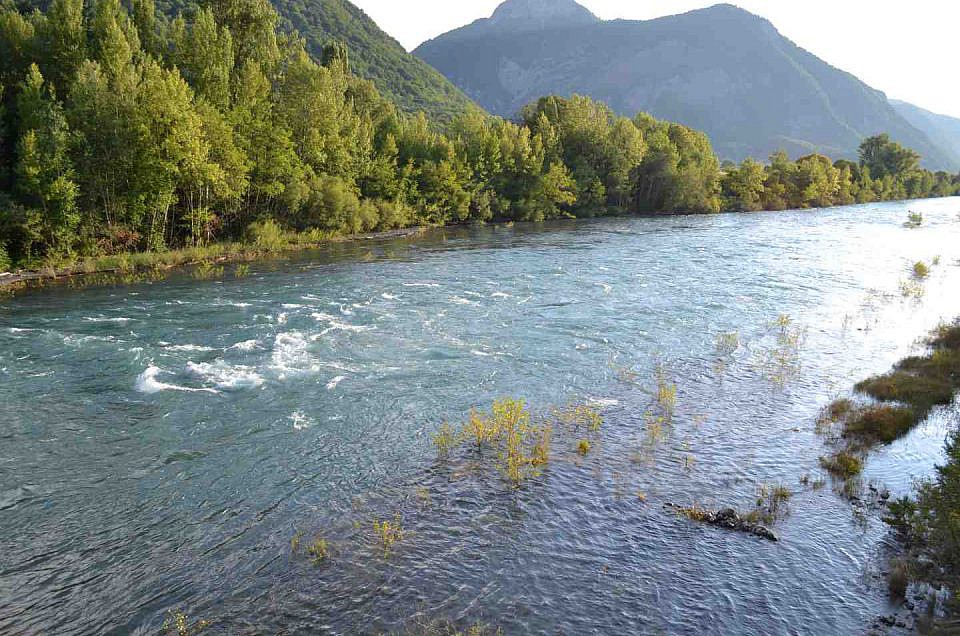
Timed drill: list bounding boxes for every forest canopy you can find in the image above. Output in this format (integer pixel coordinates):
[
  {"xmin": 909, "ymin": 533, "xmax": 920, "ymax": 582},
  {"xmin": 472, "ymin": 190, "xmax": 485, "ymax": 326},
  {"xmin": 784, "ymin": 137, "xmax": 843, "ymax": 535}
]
[{"xmin": 0, "ymin": 0, "xmax": 957, "ymax": 270}]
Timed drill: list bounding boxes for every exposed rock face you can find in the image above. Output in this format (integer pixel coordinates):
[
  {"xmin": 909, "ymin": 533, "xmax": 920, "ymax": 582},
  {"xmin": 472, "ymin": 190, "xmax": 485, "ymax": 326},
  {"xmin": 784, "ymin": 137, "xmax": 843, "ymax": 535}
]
[
  {"xmin": 488, "ymin": 0, "xmax": 599, "ymax": 31},
  {"xmin": 415, "ymin": 2, "xmax": 957, "ymax": 170}
]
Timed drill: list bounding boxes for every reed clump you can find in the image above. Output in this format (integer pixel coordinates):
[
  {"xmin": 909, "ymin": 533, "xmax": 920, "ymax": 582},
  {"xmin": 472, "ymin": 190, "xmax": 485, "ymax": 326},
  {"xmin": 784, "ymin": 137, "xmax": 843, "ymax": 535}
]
[
  {"xmin": 819, "ymin": 450, "xmax": 864, "ymax": 479},
  {"xmin": 433, "ymin": 398, "xmax": 569, "ymax": 487},
  {"xmin": 372, "ymin": 514, "xmax": 405, "ymax": 557},
  {"xmin": 307, "ymin": 535, "xmax": 330, "ymax": 565},
  {"xmin": 912, "ymin": 261, "xmax": 931, "ymax": 280},
  {"xmin": 744, "ymin": 483, "xmax": 792, "ymax": 525},
  {"xmin": 553, "ymin": 403, "xmax": 603, "ymax": 432},
  {"xmin": 904, "ymin": 211, "xmax": 924, "ymax": 228},
  {"xmin": 162, "ymin": 610, "xmax": 210, "ymax": 635}
]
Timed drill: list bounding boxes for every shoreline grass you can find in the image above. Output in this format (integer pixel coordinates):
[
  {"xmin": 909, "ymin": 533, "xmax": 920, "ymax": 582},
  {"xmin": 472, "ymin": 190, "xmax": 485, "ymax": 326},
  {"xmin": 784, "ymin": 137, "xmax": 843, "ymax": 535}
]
[{"xmin": 0, "ymin": 224, "xmax": 427, "ymax": 296}]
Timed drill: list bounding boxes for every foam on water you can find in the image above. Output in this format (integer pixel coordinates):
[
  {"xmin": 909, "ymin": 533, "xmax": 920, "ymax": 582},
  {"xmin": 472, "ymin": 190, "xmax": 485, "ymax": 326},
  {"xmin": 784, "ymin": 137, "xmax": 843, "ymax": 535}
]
[
  {"xmin": 230, "ymin": 339, "xmax": 259, "ymax": 351},
  {"xmin": 165, "ymin": 344, "xmax": 215, "ymax": 353},
  {"xmin": 326, "ymin": 375, "xmax": 346, "ymax": 390},
  {"xmin": 135, "ymin": 366, "xmax": 217, "ymax": 394},
  {"xmin": 269, "ymin": 332, "xmax": 318, "ymax": 377},
  {"xmin": 185, "ymin": 360, "xmax": 264, "ymax": 390},
  {"xmin": 288, "ymin": 411, "xmax": 313, "ymax": 430}
]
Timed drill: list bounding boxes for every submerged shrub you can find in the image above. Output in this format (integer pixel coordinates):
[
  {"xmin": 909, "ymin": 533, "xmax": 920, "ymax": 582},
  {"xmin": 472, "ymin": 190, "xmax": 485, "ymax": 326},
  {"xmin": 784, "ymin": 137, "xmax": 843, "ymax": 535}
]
[
  {"xmin": 307, "ymin": 535, "xmax": 330, "ymax": 565},
  {"xmin": 577, "ymin": 439, "xmax": 591, "ymax": 456},
  {"xmin": 432, "ymin": 422, "xmax": 457, "ymax": 459},
  {"xmin": 714, "ymin": 331, "xmax": 740, "ymax": 356},
  {"xmin": 554, "ymin": 403, "xmax": 603, "ymax": 432},
  {"xmin": 904, "ymin": 211, "xmax": 924, "ymax": 228},
  {"xmin": 372, "ymin": 514, "xmax": 405, "ymax": 557},
  {"xmin": 291, "ymin": 530, "xmax": 303, "ymax": 554},
  {"xmin": 819, "ymin": 450, "xmax": 864, "ymax": 479},
  {"xmin": 162, "ymin": 610, "xmax": 210, "ymax": 635},
  {"xmin": 192, "ymin": 262, "xmax": 224, "ymax": 280},
  {"xmin": 912, "ymin": 261, "xmax": 931, "ymax": 279},
  {"xmin": 462, "ymin": 408, "xmax": 499, "ymax": 452}
]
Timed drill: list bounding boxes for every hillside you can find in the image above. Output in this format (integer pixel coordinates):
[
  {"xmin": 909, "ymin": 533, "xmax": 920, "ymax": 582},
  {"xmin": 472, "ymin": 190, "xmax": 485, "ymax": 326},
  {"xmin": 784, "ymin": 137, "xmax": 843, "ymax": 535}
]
[
  {"xmin": 269, "ymin": 0, "xmax": 476, "ymax": 122},
  {"xmin": 415, "ymin": 1, "xmax": 956, "ymax": 169},
  {"xmin": 12, "ymin": 0, "xmax": 478, "ymax": 122},
  {"xmin": 891, "ymin": 100, "xmax": 960, "ymax": 171}
]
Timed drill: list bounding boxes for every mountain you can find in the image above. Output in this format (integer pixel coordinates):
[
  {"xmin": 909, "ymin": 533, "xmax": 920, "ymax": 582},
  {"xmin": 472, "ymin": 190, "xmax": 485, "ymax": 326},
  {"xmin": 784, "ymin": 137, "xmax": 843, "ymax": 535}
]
[
  {"xmin": 269, "ymin": 0, "xmax": 476, "ymax": 121},
  {"xmin": 891, "ymin": 100, "xmax": 960, "ymax": 171},
  {"xmin": 415, "ymin": 1, "xmax": 957, "ymax": 169}
]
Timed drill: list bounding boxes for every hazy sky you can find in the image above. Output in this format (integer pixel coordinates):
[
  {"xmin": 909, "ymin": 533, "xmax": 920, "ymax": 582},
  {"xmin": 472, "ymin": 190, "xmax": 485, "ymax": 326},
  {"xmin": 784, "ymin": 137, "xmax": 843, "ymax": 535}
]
[{"xmin": 352, "ymin": 0, "xmax": 960, "ymax": 118}]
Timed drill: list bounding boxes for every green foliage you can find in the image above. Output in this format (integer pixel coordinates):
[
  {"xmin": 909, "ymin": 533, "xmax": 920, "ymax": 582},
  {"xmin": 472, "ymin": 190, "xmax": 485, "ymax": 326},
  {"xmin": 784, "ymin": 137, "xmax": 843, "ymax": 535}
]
[
  {"xmin": 372, "ymin": 513, "xmax": 404, "ymax": 557},
  {"xmin": 161, "ymin": 610, "xmax": 210, "ymax": 635},
  {"xmin": 842, "ymin": 405, "xmax": 917, "ymax": 445},
  {"xmin": 306, "ymin": 535, "xmax": 329, "ymax": 564},
  {"xmin": 0, "ymin": 0, "xmax": 955, "ymax": 272},
  {"xmin": 819, "ymin": 450, "xmax": 864, "ymax": 479}
]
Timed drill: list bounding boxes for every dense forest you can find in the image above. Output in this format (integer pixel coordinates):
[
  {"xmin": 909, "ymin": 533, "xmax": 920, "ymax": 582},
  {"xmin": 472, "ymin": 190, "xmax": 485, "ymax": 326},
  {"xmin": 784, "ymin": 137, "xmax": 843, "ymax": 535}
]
[{"xmin": 0, "ymin": 0, "xmax": 957, "ymax": 272}]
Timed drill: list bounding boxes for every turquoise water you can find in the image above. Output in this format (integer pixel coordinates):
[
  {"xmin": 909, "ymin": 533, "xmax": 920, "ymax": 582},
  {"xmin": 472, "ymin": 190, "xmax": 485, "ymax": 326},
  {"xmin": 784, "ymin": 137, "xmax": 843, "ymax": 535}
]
[{"xmin": 2, "ymin": 199, "xmax": 960, "ymax": 634}]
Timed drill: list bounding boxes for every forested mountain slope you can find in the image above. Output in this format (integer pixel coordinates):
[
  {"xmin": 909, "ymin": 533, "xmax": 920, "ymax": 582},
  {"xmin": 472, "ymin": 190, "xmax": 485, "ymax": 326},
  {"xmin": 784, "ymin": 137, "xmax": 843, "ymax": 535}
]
[{"xmin": 10, "ymin": 0, "xmax": 478, "ymax": 122}]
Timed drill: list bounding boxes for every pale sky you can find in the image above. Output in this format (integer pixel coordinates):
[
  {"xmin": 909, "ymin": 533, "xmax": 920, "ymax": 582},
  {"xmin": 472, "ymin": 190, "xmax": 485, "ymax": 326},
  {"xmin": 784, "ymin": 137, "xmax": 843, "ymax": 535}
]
[{"xmin": 352, "ymin": 0, "xmax": 960, "ymax": 119}]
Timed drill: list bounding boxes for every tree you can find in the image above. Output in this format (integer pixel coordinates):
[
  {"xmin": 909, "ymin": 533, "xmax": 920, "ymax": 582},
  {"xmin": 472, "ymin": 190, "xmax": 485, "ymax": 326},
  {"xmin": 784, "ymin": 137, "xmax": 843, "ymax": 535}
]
[
  {"xmin": 15, "ymin": 64, "xmax": 79, "ymax": 257},
  {"xmin": 859, "ymin": 133, "xmax": 920, "ymax": 180},
  {"xmin": 721, "ymin": 157, "xmax": 765, "ymax": 211}
]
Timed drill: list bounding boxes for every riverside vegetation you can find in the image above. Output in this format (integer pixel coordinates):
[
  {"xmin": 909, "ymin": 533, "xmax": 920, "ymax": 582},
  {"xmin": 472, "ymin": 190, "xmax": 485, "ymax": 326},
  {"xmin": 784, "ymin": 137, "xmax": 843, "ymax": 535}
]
[
  {"xmin": 0, "ymin": 0, "xmax": 958, "ymax": 277},
  {"xmin": 810, "ymin": 318, "xmax": 960, "ymax": 615}
]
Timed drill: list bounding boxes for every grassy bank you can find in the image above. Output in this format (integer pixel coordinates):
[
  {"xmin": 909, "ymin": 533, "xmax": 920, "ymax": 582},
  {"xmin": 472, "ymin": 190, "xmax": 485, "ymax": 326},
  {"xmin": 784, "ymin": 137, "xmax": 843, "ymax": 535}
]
[{"xmin": 0, "ymin": 221, "xmax": 425, "ymax": 297}]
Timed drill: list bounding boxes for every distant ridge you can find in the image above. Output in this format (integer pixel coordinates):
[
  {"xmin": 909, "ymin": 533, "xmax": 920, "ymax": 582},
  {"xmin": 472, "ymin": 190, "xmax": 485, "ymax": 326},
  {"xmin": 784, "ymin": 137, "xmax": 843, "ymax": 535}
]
[{"xmin": 416, "ymin": 1, "xmax": 957, "ymax": 169}]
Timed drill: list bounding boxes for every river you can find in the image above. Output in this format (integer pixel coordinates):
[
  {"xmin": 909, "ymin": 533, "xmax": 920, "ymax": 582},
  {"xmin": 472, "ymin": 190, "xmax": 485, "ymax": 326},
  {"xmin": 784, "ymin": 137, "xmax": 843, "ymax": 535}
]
[{"xmin": 1, "ymin": 199, "xmax": 960, "ymax": 634}]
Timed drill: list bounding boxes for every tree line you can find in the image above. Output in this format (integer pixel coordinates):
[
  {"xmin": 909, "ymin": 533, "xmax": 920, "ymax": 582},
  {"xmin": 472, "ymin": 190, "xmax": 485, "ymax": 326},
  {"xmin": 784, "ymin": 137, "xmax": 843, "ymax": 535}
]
[{"xmin": 0, "ymin": 0, "xmax": 957, "ymax": 270}]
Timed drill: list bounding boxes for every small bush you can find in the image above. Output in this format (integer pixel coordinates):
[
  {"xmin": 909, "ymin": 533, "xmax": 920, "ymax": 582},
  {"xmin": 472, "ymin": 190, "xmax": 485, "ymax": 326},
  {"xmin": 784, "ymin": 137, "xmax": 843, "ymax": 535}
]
[
  {"xmin": 820, "ymin": 450, "xmax": 864, "ymax": 479},
  {"xmin": 246, "ymin": 219, "xmax": 288, "ymax": 251},
  {"xmin": 373, "ymin": 514, "xmax": 405, "ymax": 557},
  {"xmin": 162, "ymin": 610, "xmax": 210, "ymax": 635},
  {"xmin": 554, "ymin": 404, "xmax": 603, "ymax": 432},
  {"xmin": 291, "ymin": 530, "xmax": 303, "ymax": 553},
  {"xmin": 855, "ymin": 373, "xmax": 954, "ymax": 413},
  {"xmin": 824, "ymin": 398, "xmax": 855, "ymax": 422},
  {"xmin": 577, "ymin": 439, "xmax": 591, "ymax": 456},
  {"xmin": 462, "ymin": 408, "xmax": 499, "ymax": 452},
  {"xmin": 889, "ymin": 558, "xmax": 910, "ymax": 598},
  {"xmin": 433, "ymin": 422, "xmax": 457, "ymax": 459},
  {"xmin": 715, "ymin": 331, "xmax": 740, "ymax": 356},
  {"xmin": 307, "ymin": 536, "xmax": 329, "ymax": 565},
  {"xmin": 904, "ymin": 211, "xmax": 924, "ymax": 228},
  {"xmin": 843, "ymin": 405, "xmax": 917, "ymax": 444},
  {"xmin": 192, "ymin": 262, "xmax": 224, "ymax": 280},
  {"xmin": 0, "ymin": 244, "xmax": 11, "ymax": 272},
  {"xmin": 929, "ymin": 321, "xmax": 960, "ymax": 351},
  {"xmin": 912, "ymin": 261, "xmax": 931, "ymax": 279}
]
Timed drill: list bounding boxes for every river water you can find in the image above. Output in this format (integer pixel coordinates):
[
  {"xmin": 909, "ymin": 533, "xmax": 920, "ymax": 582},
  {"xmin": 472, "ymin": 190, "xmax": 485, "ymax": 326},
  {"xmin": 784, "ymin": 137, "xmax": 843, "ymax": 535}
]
[{"xmin": 2, "ymin": 199, "xmax": 960, "ymax": 635}]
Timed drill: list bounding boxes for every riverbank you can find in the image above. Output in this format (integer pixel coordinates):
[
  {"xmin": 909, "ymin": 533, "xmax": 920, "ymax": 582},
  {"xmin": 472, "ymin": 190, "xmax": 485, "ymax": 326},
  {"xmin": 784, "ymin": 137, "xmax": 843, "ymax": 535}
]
[
  {"xmin": 3, "ymin": 197, "xmax": 953, "ymax": 297},
  {"xmin": 0, "ymin": 226, "xmax": 427, "ymax": 295}
]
